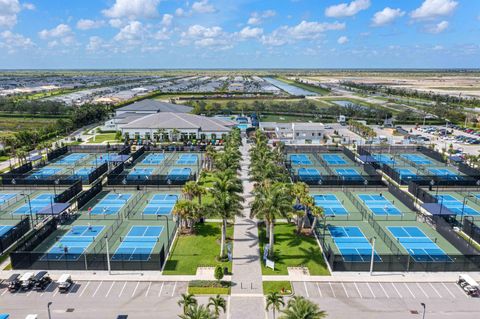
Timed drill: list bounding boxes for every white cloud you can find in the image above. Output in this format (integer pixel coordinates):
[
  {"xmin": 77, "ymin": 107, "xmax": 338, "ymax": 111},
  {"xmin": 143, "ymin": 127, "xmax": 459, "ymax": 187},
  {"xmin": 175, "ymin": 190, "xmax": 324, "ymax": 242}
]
[
  {"xmin": 191, "ymin": 0, "xmax": 216, "ymax": 14},
  {"xmin": 426, "ymin": 20, "xmax": 449, "ymax": 33},
  {"xmin": 325, "ymin": 0, "xmax": 370, "ymax": 18},
  {"xmin": 114, "ymin": 21, "xmax": 144, "ymax": 42},
  {"xmin": 38, "ymin": 24, "xmax": 72, "ymax": 39},
  {"xmin": 337, "ymin": 36, "xmax": 349, "ymax": 44},
  {"xmin": 372, "ymin": 7, "xmax": 405, "ymax": 26},
  {"xmin": 0, "ymin": 30, "xmax": 34, "ymax": 53},
  {"xmin": 180, "ymin": 24, "xmax": 232, "ymax": 49},
  {"xmin": 76, "ymin": 19, "xmax": 104, "ymax": 30},
  {"xmin": 153, "ymin": 27, "xmax": 170, "ymax": 40},
  {"xmin": 22, "ymin": 3, "xmax": 35, "ymax": 10},
  {"xmin": 184, "ymin": 25, "xmax": 223, "ymax": 38},
  {"xmin": 109, "ymin": 19, "xmax": 124, "ymax": 28},
  {"xmin": 103, "ymin": 0, "xmax": 160, "ymax": 19},
  {"xmin": 247, "ymin": 10, "xmax": 276, "ymax": 25},
  {"xmin": 161, "ymin": 14, "xmax": 173, "ymax": 26},
  {"xmin": 239, "ymin": 26, "xmax": 263, "ymax": 39},
  {"xmin": 410, "ymin": 0, "xmax": 458, "ymax": 20},
  {"xmin": 175, "ymin": 8, "xmax": 185, "ymax": 16},
  {"xmin": 0, "ymin": 0, "xmax": 21, "ymax": 29}
]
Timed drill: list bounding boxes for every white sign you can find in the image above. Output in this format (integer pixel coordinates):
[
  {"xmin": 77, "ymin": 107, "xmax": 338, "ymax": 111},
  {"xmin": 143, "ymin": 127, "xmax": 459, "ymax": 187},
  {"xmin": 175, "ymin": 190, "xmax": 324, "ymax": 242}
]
[
  {"xmin": 263, "ymin": 244, "xmax": 270, "ymax": 260},
  {"xmin": 266, "ymin": 259, "xmax": 275, "ymax": 270}
]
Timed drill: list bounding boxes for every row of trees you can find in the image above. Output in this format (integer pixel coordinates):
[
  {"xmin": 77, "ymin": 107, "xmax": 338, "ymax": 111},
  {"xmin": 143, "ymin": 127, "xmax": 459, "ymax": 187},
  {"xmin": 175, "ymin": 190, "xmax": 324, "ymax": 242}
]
[
  {"xmin": 0, "ymin": 98, "xmax": 70, "ymax": 115},
  {"xmin": 347, "ymin": 119, "xmax": 377, "ymax": 139}
]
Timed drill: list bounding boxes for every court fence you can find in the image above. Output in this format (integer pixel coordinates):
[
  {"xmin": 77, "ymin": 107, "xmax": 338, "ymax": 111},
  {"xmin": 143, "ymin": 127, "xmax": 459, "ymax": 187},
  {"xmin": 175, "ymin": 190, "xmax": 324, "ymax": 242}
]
[
  {"xmin": 0, "ymin": 217, "xmax": 30, "ymax": 255},
  {"xmin": 284, "ymin": 145, "xmax": 344, "ymax": 154},
  {"xmin": 54, "ymin": 180, "xmax": 82, "ymax": 203},
  {"xmin": 408, "ymin": 182, "xmax": 437, "ymax": 204},
  {"xmin": 430, "ymin": 215, "xmax": 480, "ymax": 255},
  {"xmin": 47, "ymin": 146, "xmax": 68, "ymax": 162},
  {"xmin": 130, "ymin": 146, "xmax": 145, "ymax": 163},
  {"xmin": 87, "ymin": 162, "xmax": 108, "ymax": 184},
  {"xmin": 143, "ymin": 144, "xmax": 207, "ymax": 152},
  {"xmin": 291, "ymin": 174, "xmax": 384, "ymax": 186},
  {"xmin": 67, "ymin": 144, "xmax": 129, "ymax": 154},
  {"xmin": 463, "ymin": 217, "xmax": 480, "ymax": 245},
  {"xmin": 76, "ymin": 180, "xmax": 103, "ymax": 210}
]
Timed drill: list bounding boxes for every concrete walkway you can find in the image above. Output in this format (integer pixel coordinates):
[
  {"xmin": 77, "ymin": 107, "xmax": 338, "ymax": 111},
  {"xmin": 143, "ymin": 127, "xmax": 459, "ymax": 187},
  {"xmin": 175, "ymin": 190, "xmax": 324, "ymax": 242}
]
[{"xmin": 230, "ymin": 139, "xmax": 265, "ymax": 319}]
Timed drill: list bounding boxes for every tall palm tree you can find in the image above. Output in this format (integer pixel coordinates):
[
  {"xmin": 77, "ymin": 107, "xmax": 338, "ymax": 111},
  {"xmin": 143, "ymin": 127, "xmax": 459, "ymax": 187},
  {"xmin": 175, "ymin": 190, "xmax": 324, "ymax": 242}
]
[
  {"xmin": 177, "ymin": 293, "xmax": 198, "ymax": 315},
  {"xmin": 266, "ymin": 292, "xmax": 285, "ymax": 319},
  {"xmin": 207, "ymin": 295, "xmax": 226, "ymax": 316},
  {"xmin": 182, "ymin": 181, "xmax": 206, "ymax": 204},
  {"xmin": 205, "ymin": 145, "xmax": 217, "ymax": 171},
  {"xmin": 178, "ymin": 304, "xmax": 217, "ymax": 319},
  {"xmin": 310, "ymin": 205, "xmax": 324, "ymax": 235},
  {"xmin": 280, "ymin": 296, "xmax": 327, "ymax": 319},
  {"xmin": 291, "ymin": 182, "xmax": 309, "ymax": 233},
  {"xmin": 172, "ymin": 200, "xmax": 200, "ymax": 231}
]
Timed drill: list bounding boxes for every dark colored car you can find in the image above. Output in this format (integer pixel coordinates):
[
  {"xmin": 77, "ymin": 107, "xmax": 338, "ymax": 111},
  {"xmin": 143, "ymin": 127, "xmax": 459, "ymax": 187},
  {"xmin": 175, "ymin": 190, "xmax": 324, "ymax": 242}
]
[
  {"xmin": 33, "ymin": 271, "xmax": 52, "ymax": 291},
  {"xmin": 6, "ymin": 273, "xmax": 21, "ymax": 292}
]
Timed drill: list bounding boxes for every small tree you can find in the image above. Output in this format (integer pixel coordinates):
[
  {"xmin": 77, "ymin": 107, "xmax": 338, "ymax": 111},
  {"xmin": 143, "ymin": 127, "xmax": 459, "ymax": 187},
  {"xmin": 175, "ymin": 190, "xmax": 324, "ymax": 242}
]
[{"xmin": 214, "ymin": 265, "xmax": 224, "ymax": 281}]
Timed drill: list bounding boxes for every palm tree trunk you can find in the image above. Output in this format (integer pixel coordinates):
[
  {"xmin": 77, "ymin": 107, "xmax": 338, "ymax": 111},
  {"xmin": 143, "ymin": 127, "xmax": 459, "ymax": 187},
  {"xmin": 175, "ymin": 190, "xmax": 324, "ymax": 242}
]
[
  {"xmin": 265, "ymin": 220, "xmax": 270, "ymax": 239},
  {"xmin": 273, "ymin": 308, "xmax": 276, "ymax": 319},
  {"xmin": 268, "ymin": 222, "xmax": 274, "ymax": 258},
  {"xmin": 311, "ymin": 217, "xmax": 318, "ymax": 235},
  {"xmin": 220, "ymin": 219, "xmax": 226, "ymax": 257}
]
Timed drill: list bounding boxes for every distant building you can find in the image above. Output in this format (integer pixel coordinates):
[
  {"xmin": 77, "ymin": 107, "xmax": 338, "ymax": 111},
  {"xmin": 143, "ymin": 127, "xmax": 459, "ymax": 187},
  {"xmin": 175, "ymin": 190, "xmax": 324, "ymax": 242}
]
[
  {"xmin": 115, "ymin": 99, "xmax": 193, "ymax": 116},
  {"xmin": 260, "ymin": 122, "xmax": 325, "ymax": 143}
]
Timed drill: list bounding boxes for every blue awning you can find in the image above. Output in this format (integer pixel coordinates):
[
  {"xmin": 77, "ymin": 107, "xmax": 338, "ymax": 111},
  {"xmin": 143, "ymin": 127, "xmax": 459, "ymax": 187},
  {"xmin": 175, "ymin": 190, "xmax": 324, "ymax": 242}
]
[
  {"xmin": 36, "ymin": 203, "xmax": 71, "ymax": 216},
  {"xmin": 449, "ymin": 156, "xmax": 463, "ymax": 163},
  {"xmin": 0, "ymin": 314, "xmax": 10, "ymax": 319},
  {"xmin": 27, "ymin": 154, "xmax": 42, "ymax": 162},
  {"xmin": 421, "ymin": 203, "xmax": 456, "ymax": 216}
]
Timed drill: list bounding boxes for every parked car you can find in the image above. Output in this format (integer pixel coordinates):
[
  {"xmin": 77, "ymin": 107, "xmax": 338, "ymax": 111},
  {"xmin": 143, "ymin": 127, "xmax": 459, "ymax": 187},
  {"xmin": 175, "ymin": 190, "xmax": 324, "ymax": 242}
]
[
  {"xmin": 19, "ymin": 272, "xmax": 35, "ymax": 291},
  {"xmin": 6, "ymin": 273, "xmax": 21, "ymax": 292},
  {"xmin": 458, "ymin": 274, "xmax": 480, "ymax": 297},
  {"xmin": 57, "ymin": 274, "xmax": 73, "ymax": 293},
  {"xmin": 33, "ymin": 271, "xmax": 52, "ymax": 291}
]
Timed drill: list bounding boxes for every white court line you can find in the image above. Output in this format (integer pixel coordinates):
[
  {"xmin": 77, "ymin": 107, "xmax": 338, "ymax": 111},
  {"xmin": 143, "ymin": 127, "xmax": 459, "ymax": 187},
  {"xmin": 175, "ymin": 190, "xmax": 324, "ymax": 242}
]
[
  {"xmin": 441, "ymin": 283, "xmax": 455, "ymax": 299},
  {"xmin": 391, "ymin": 283, "xmax": 402, "ymax": 298},
  {"xmin": 341, "ymin": 282, "xmax": 349, "ymax": 298},
  {"xmin": 105, "ymin": 282, "xmax": 115, "ymax": 297},
  {"xmin": 132, "ymin": 282, "xmax": 140, "ymax": 297},
  {"xmin": 404, "ymin": 283, "xmax": 415, "ymax": 298},
  {"xmin": 379, "ymin": 283, "xmax": 389, "ymax": 298},
  {"xmin": 366, "ymin": 283, "xmax": 375, "ymax": 298},
  {"xmin": 416, "ymin": 283, "xmax": 429, "ymax": 298},
  {"xmin": 354, "ymin": 283, "xmax": 362, "ymax": 298},
  {"xmin": 329, "ymin": 282, "xmax": 336, "ymax": 298},
  {"xmin": 118, "ymin": 282, "xmax": 127, "ymax": 297},
  {"xmin": 172, "ymin": 282, "xmax": 177, "ymax": 297},
  {"xmin": 429, "ymin": 283, "xmax": 442, "ymax": 298},
  {"xmin": 145, "ymin": 282, "xmax": 151, "ymax": 297},
  {"xmin": 303, "ymin": 282, "xmax": 310, "ymax": 298},
  {"xmin": 92, "ymin": 281, "xmax": 103, "ymax": 297},
  {"xmin": 316, "ymin": 283, "xmax": 322, "ymax": 297},
  {"xmin": 158, "ymin": 282, "xmax": 164, "ymax": 297},
  {"xmin": 79, "ymin": 282, "xmax": 90, "ymax": 297}
]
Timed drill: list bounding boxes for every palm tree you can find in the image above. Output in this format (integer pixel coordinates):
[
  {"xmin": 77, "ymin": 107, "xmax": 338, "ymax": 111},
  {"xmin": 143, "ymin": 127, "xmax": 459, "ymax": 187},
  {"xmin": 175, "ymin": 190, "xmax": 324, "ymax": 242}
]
[
  {"xmin": 182, "ymin": 181, "xmax": 206, "ymax": 204},
  {"xmin": 177, "ymin": 293, "xmax": 198, "ymax": 315},
  {"xmin": 205, "ymin": 145, "xmax": 217, "ymax": 171},
  {"xmin": 291, "ymin": 182, "xmax": 309, "ymax": 233},
  {"xmin": 310, "ymin": 205, "xmax": 324, "ymax": 235},
  {"xmin": 173, "ymin": 200, "xmax": 200, "ymax": 231},
  {"xmin": 266, "ymin": 292, "xmax": 285, "ymax": 319},
  {"xmin": 251, "ymin": 181, "xmax": 292, "ymax": 258},
  {"xmin": 280, "ymin": 296, "xmax": 327, "ymax": 319},
  {"xmin": 178, "ymin": 304, "xmax": 217, "ymax": 319},
  {"xmin": 207, "ymin": 295, "xmax": 226, "ymax": 316}
]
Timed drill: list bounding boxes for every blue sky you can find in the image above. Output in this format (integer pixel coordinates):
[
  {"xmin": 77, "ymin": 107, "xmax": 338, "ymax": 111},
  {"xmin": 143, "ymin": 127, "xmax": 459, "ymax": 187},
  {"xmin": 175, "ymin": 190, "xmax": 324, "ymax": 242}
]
[{"xmin": 0, "ymin": 0, "xmax": 478, "ymax": 69}]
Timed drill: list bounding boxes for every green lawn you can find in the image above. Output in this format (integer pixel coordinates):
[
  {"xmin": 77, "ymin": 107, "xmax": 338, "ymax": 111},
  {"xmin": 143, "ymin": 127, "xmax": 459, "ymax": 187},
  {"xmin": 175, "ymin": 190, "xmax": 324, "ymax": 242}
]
[
  {"xmin": 188, "ymin": 280, "xmax": 231, "ymax": 295},
  {"xmin": 263, "ymin": 281, "xmax": 293, "ymax": 295},
  {"xmin": 87, "ymin": 133, "xmax": 119, "ymax": 144},
  {"xmin": 163, "ymin": 222, "xmax": 233, "ymax": 275},
  {"xmin": 259, "ymin": 223, "xmax": 329, "ymax": 276}
]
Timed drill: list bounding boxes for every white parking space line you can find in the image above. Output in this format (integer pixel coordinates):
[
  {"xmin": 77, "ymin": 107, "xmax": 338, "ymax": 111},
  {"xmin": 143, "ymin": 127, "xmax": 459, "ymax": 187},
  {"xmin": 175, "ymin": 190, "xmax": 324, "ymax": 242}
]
[
  {"xmin": 158, "ymin": 282, "xmax": 164, "ymax": 297},
  {"xmin": 366, "ymin": 283, "xmax": 375, "ymax": 299},
  {"xmin": 453, "ymin": 283, "xmax": 470, "ymax": 298},
  {"xmin": 1, "ymin": 289, "xmax": 8, "ymax": 296},
  {"xmin": 92, "ymin": 281, "xmax": 103, "ymax": 297},
  {"xmin": 67, "ymin": 284, "xmax": 78, "ymax": 297},
  {"xmin": 441, "ymin": 283, "xmax": 456, "ymax": 299},
  {"xmin": 118, "ymin": 282, "xmax": 127, "ymax": 297},
  {"xmin": 303, "ymin": 282, "xmax": 310, "ymax": 298},
  {"xmin": 172, "ymin": 282, "xmax": 177, "ymax": 297},
  {"xmin": 53, "ymin": 288, "xmax": 59, "ymax": 297},
  {"xmin": 404, "ymin": 283, "xmax": 415, "ymax": 298},
  {"xmin": 27, "ymin": 289, "xmax": 33, "ymax": 296},
  {"xmin": 391, "ymin": 283, "xmax": 402, "ymax": 298},
  {"xmin": 41, "ymin": 282, "xmax": 54, "ymax": 297},
  {"xmin": 341, "ymin": 282, "xmax": 349, "ymax": 298},
  {"xmin": 79, "ymin": 282, "xmax": 90, "ymax": 297},
  {"xmin": 329, "ymin": 282, "xmax": 336, "ymax": 298},
  {"xmin": 354, "ymin": 283, "xmax": 362, "ymax": 298},
  {"xmin": 416, "ymin": 283, "xmax": 429, "ymax": 299},
  {"xmin": 379, "ymin": 283, "xmax": 389, "ymax": 298},
  {"xmin": 105, "ymin": 282, "xmax": 115, "ymax": 297},
  {"xmin": 316, "ymin": 283, "xmax": 322, "ymax": 297},
  {"xmin": 145, "ymin": 282, "xmax": 151, "ymax": 297},
  {"xmin": 429, "ymin": 283, "xmax": 442, "ymax": 298},
  {"xmin": 132, "ymin": 282, "xmax": 140, "ymax": 297}
]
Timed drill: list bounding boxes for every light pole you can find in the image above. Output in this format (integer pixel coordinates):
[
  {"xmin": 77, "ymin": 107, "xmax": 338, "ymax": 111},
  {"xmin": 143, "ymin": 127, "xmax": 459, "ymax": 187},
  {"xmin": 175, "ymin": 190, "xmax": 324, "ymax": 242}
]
[
  {"xmin": 461, "ymin": 194, "xmax": 474, "ymax": 224},
  {"xmin": 161, "ymin": 214, "xmax": 171, "ymax": 250},
  {"xmin": 20, "ymin": 193, "xmax": 34, "ymax": 228},
  {"xmin": 47, "ymin": 301, "xmax": 52, "ymax": 319},
  {"xmin": 369, "ymin": 236, "xmax": 376, "ymax": 276},
  {"xmin": 105, "ymin": 235, "xmax": 111, "ymax": 275},
  {"xmin": 421, "ymin": 302, "xmax": 426, "ymax": 319}
]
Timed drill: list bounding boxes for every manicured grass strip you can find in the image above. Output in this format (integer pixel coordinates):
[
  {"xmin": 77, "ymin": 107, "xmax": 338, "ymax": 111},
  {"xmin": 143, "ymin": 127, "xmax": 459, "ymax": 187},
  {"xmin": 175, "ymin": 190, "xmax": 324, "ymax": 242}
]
[
  {"xmin": 188, "ymin": 280, "xmax": 231, "ymax": 295},
  {"xmin": 259, "ymin": 223, "xmax": 330, "ymax": 276},
  {"xmin": 87, "ymin": 133, "xmax": 119, "ymax": 144},
  {"xmin": 263, "ymin": 281, "xmax": 293, "ymax": 296},
  {"xmin": 163, "ymin": 222, "xmax": 233, "ymax": 275}
]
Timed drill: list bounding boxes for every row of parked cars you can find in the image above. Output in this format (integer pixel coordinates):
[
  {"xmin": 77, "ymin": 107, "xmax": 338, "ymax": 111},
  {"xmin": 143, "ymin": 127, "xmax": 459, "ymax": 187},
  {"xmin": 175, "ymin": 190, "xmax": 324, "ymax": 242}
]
[
  {"xmin": 417, "ymin": 126, "xmax": 480, "ymax": 144},
  {"xmin": 3, "ymin": 272, "xmax": 73, "ymax": 293}
]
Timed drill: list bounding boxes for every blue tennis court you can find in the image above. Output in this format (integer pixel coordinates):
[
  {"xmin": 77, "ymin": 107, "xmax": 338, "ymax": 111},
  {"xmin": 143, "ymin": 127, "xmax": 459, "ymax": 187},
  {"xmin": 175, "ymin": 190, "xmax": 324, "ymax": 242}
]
[
  {"xmin": 328, "ymin": 226, "xmax": 381, "ymax": 262},
  {"xmin": 335, "ymin": 168, "xmax": 363, "ymax": 180},
  {"xmin": 401, "ymin": 154, "xmax": 432, "ymax": 165},
  {"xmin": 436, "ymin": 194, "xmax": 480, "ymax": 216},
  {"xmin": 127, "ymin": 168, "xmax": 155, "ymax": 180},
  {"xmin": 313, "ymin": 194, "xmax": 348, "ymax": 215},
  {"xmin": 143, "ymin": 194, "xmax": 177, "ymax": 215},
  {"xmin": 0, "ymin": 225, "xmax": 13, "ymax": 238},
  {"xmin": 0, "ymin": 193, "xmax": 16, "ymax": 204},
  {"xmin": 428, "ymin": 168, "xmax": 462, "ymax": 180},
  {"xmin": 298, "ymin": 168, "xmax": 320, "ymax": 181},
  {"xmin": 55, "ymin": 153, "xmax": 88, "ymax": 165},
  {"xmin": 387, "ymin": 226, "xmax": 452, "ymax": 262},
  {"xmin": 112, "ymin": 226, "xmax": 163, "ymax": 261},
  {"xmin": 141, "ymin": 153, "xmax": 165, "ymax": 164},
  {"xmin": 358, "ymin": 194, "xmax": 401, "ymax": 216},
  {"xmin": 43, "ymin": 225, "xmax": 104, "ymax": 261},
  {"xmin": 290, "ymin": 154, "xmax": 312, "ymax": 165},
  {"xmin": 13, "ymin": 193, "xmax": 54, "ymax": 215},
  {"xmin": 89, "ymin": 153, "xmax": 116, "ymax": 165},
  {"xmin": 168, "ymin": 168, "xmax": 192, "ymax": 181},
  {"xmin": 69, "ymin": 167, "xmax": 95, "ymax": 181},
  {"xmin": 321, "ymin": 154, "xmax": 347, "ymax": 165},
  {"xmin": 396, "ymin": 168, "xmax": 421, "ymax": 180},
  {"xmin": 89, "ymin": 193, "xmax": 131, "ymax": 215},
  {"xmin": 27, "ymin": 168, "xmax": 62, "ymax": 179},
  {"xmin": 176, "ymin": 154, "xmax": 198, "ymax": 165},
  {"xmin": 372, "ymin": 154, "xmax": 395, "ymax": 165}
]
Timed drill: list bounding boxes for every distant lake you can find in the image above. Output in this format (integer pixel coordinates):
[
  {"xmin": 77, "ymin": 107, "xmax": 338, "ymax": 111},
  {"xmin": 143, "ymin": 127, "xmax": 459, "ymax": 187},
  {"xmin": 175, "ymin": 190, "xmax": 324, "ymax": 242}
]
[{"xmin": 263, "ymin": 77, "xmax": 317, "ymax": 96}]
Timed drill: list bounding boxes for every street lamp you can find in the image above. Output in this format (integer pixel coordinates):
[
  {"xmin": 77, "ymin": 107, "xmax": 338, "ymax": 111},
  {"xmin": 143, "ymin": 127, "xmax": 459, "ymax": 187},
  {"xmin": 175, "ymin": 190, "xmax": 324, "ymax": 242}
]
[
  {"xmin": 421, "ymin": 302, "xmax": 426, "ymax": 319},
  {"xmin": 461, "ymin": 194, "xmax": 474, "ymax": 223},
  {"xmin": 20, "ymin": 193, "xmax": 34, "ymax": 228},
  {"xmin": 369, "ymin": 236, "xmax": 376, "ymax": 276},
  {"xmin": 161, "ymin": 214, "xmax": 171, "ymax": 250},
  {"xmin": 322, "ymin": 215, "xmax": 335, "ymax": 247},
  {"xmin": 47, "ymin": 301, "xmax": 53, "ymax": 319}
]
